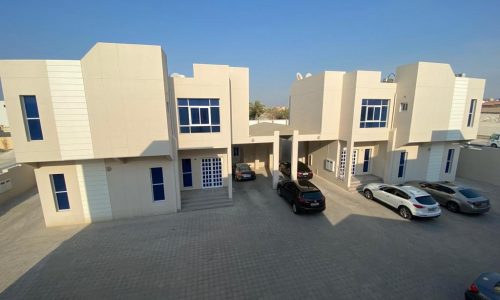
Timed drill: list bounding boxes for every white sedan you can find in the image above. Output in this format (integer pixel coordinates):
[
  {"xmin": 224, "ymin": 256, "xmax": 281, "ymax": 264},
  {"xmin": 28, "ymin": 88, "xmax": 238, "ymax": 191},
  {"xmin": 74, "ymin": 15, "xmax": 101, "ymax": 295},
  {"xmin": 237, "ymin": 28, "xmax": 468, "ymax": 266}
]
[{"xmin": 363, "ymin": 183, "xmax": 441, "ymax": 220}]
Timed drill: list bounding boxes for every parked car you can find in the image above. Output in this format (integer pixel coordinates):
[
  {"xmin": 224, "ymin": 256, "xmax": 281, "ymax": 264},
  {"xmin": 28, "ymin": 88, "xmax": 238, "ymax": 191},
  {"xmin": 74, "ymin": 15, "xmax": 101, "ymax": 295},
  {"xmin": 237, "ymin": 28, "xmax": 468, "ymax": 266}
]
[
  {"xmin": 277, "ymin": 180, "xmax": 325, "ymax": 214},
  {"xmin": 363, "ymin": 183, "xmax": 441, "ymax": 220},
  {"xmin": 232, "ymin": 163, "xmax": 256, "ymax": 181},
  {"xmin": 490, "ymin": 133, "xmax": 500, "ymax": 148},
  {"xmin": 405, "ymin": 181, "xmax": 490, "ymax": 214},
  {"xmin": 465, "ymin": 272, "xmax": 500, "ymax": 300},
  {"xmin": 279, "ymin": 161, "xmax": 313, "ymax": 179}
]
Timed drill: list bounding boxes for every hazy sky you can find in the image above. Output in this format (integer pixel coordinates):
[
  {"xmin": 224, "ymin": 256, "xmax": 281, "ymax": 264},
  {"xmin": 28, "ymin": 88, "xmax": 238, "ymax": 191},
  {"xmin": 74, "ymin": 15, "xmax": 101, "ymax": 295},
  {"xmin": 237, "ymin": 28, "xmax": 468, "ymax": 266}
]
[{"xmin": 1, "ymin": 0, "xmax": 499, "ymax": 105}]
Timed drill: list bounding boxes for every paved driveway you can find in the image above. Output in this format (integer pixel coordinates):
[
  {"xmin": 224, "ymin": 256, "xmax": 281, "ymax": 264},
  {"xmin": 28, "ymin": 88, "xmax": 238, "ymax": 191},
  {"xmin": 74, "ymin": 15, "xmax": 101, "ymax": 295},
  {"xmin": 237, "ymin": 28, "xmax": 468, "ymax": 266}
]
[{"xmin": 1, "ymin": 174, "xmax": 499, "ymax": 299}]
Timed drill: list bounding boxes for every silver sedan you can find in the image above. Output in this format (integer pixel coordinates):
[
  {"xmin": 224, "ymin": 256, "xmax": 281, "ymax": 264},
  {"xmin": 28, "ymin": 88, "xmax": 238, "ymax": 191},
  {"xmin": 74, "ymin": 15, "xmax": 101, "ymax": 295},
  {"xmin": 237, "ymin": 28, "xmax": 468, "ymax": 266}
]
[{"xmin": 405, "ymin": 181, "xmax": 490, "ymax": 214}]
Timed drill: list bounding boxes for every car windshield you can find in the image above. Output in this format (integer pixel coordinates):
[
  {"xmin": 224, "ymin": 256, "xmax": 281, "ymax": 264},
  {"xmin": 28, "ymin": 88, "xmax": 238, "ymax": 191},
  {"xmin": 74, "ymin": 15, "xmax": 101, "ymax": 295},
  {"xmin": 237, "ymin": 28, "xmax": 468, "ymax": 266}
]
[
  {"xmin": 415, "ymin": 195, "xmax": 436, "ymax": 205},
  {"xmin": 490, "ymin": 134, "xmax": 499, "ymax": 140},
  {"xmin": 302, "ymin": 191, "xmax": 322, "ymax": 200},
  {"xmin": 238, "ymin": 165, "xmax": 250, "ymax": 172},
  {"xmin": 459, "ymin": 188, "xmax": 482, "ymax": 198}
]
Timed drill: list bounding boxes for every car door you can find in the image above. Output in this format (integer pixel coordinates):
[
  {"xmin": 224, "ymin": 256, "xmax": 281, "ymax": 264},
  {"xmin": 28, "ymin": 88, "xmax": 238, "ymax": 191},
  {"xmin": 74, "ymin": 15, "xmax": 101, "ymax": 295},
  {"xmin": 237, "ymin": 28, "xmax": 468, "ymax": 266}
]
[
  {"xmin": 393, "ymin": 190, "xmax": 410, "ymax": 207},
  {"xmin": 426, "ymin": 184, "xmax": 449, "ymax": 205},
  {"xmin": 282, "ymin": 182, "xmax": 296, "ymax": 203},
  {"xmin": 376, "ymin": 187, "xmax": 395, "ymax": 206}
]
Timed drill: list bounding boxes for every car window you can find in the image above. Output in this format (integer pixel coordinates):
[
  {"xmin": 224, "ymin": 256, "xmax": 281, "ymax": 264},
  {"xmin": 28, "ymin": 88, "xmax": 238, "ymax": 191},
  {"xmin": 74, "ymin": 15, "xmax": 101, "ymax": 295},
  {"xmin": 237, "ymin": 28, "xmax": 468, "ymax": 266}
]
[
  {"xmin": 381, "ymin": 187, "xmax": 395, "ymax": 194},
  {"xmin": 394, "ymin": 190, "xmax": 409, "ymax": 199},
  {"xmin": 415, "ymin": 195, "xmax": 436, "ymax": 205},
  {"xmin": 301, "ymin": 191, "xmax": 322, "ymax": 200},
  {"xmin": 459, "ymin": 188, "xmax": 481, "ymax": 198},
  {"xmin": 437, "ymin": 185, "xmax": 455, "ymax": 194}
]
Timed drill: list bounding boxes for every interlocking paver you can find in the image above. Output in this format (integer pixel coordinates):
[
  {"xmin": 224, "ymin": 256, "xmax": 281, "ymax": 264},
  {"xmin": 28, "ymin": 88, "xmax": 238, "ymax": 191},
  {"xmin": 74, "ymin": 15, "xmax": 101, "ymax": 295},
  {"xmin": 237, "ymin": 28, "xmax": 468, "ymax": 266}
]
[{"xmin": 0, "ymin": 175, "xmax": 499, "ymax": 299}]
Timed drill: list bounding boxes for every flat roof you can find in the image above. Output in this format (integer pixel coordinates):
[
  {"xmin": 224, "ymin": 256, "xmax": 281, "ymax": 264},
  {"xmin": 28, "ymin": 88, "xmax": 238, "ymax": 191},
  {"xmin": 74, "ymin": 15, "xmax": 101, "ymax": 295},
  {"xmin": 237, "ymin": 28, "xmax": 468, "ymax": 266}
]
[{"xmin": 249, "ymin": 122, "xmax": 296, "ymax": 137}]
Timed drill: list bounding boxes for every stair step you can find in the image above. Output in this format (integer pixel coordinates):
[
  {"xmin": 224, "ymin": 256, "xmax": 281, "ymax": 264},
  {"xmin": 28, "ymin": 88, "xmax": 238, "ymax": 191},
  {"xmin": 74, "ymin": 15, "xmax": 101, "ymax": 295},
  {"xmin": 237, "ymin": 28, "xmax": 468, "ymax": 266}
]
[{"xmin": 182, "ymin": 198, "xmax": 233, "ymax": 212}]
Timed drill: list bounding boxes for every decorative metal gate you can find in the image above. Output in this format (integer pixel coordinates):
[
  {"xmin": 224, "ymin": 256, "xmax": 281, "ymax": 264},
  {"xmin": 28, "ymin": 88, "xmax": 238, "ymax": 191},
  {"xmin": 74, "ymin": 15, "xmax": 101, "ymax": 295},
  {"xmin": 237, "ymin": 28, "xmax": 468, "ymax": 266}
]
[{"xmin": 201, "ymin": 157, "xmax": 223, "ymax": 188}]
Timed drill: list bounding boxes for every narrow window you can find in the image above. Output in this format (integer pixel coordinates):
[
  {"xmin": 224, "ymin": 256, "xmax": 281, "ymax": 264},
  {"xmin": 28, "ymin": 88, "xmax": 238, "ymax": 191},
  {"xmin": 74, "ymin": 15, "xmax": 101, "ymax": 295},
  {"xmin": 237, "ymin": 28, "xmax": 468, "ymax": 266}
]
[
  {"xmin": 181, "ymin": 159, "xmax": 193, "ymax": 187},
  {"xmin": 233, "ymin": 147, "xmax": 239, "ymax": 157},
  {"xmin": 399, "ymin": 103, "xmax": 408, "ymax": 112},
  {"xmin": 307, "ymin": 154, "xmax": 313, "ymax": 166},
  {"xmin": 21, "ymin": 95, "xmax": 43, "ymax": 140},
  {"xmin": 51, "ymin": 174, "xmax": 70, "ymax": 210},
  {"xmin": 363, "ymin": 149, "xmax": 371, "ymax": 172},
  {"xmin": 351, "ymin": 150, "xmax": 358, "ymax": 175},
  {"xmin": 467, "ymin": 99, "xmax": 477, "ymax": 127},
  {"xmin": 338, "ymin": 148, "xmax": 347, "ymax": 179},
  {"xmin": 150, "ymin": 167, "xmax": 165, "ymax": 201},
  {"xmin": 397, "ymin": 152, "xmax": 407, "ymax": 178},
  {"xmin": 445, "ymin": 149, "xmax": 455, "ymax": 174}
]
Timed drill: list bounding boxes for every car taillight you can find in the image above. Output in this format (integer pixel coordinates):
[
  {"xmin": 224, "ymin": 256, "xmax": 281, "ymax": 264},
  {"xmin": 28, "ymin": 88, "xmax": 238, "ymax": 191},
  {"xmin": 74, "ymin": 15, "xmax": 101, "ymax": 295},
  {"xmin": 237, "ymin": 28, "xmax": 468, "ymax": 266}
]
[
  {"xmin": 468, "ymin": 283, "xmax": 479, "ymax": 294},
  {"xmin": 298, "ymin": 196, "xmax": 306, "ymax": 203},
  {"xmin": 413, "ymin": 204, "xmax": 425, "ymax": 209}
]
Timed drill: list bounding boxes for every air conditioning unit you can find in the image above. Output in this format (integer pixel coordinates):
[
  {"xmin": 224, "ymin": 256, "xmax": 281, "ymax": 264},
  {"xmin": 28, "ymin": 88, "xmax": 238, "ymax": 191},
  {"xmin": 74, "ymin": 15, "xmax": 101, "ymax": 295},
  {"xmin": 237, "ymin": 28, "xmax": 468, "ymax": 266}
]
[{"xmin": 325, "ymin": 159, "xmax": 335, "ymax": 172}]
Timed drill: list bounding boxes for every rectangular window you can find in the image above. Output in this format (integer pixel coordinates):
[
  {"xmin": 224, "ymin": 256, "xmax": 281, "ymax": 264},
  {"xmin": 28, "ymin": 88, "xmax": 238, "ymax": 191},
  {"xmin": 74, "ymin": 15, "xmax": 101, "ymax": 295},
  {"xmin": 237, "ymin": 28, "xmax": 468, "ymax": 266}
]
[
  {"xmin": 21, "ymin": 95, "xmax": 43, "ymax": 140},
  {"xmin": 445, "ymin": 149, "xmax": 455, "ymax": 174},
  {"xmin": 363, "ymin": 149, "xmax": 371, "ymax": 173},
  {"xmin": 398, "ymin": 152, "xmax": 407, "ymax": 178},
  {"xmin": 399, "ymin": 103, "xmax": 408, "ymax": 112},
  {"xmin": 360, "ymin": 99, "xmax": 389, "ymax": 128},
  {"xmin": 181, "ymin": 159, "xmax": 193, "ymax": 187},
  {"xmin": 233, "ymin": 147, "xmax": 239, "ymax": 157},
  {"xmin": 338, "ymin": 148, "xmax": 347, "ymax": 179},
  {"xmin": 177, "ymin": 98, "xmax": 220, "ymax": 133},
  {"xmin": 50, "ymin": 174, "xmax": 70, "ymax": 211},
  {"xmin": 150, "ymin": 167, "xmax": 165, "ymax": 201},
  {"xmin": 467, "ymin": 99, "xmax": 477, "ymax": 127},
  {"xmin": 351, "ymin": 150, "xmax": 358, "ymax": 175}
]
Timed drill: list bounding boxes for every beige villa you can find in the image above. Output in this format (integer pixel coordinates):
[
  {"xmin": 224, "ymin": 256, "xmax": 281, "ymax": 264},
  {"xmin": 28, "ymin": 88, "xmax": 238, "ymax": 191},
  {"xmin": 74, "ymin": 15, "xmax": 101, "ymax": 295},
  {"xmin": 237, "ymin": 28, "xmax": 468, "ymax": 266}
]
[{"xmin": 0, "ymin": 42, "xmax": 484, "ymax": 226}]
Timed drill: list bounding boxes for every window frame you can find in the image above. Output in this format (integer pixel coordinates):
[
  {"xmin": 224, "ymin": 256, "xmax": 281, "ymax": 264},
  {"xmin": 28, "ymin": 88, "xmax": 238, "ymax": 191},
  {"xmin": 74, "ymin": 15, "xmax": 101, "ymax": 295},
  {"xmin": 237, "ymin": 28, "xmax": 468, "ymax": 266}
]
[
  {"xmin": 50, "ymin": 174, "xmax": 70, "ymax": 211},
  {"xmin": 177, "ymin": 98, "xmax": 220, "ymax": 133},
  {"xmin": 444, "ymin": 148, "xmax": 455, "ymax": 174},
  {"xmin": 150, "ymin": 167, "xmax": 166, "ymax": 202},
  {"xmin": 233, "ymin": 146, "xmax": 240, "ymax": 157},
  {"xmin": 467, "ymin": 99, "xmax": 477, "ymax": 127},
  {"xmin": 397, "ymin": 151, "xmax": 407, "ymax": 178},
  {"xmin": 20, "ymin": 95, "xmax": 44, "ymax": 141},
  {"xmin": 360, "ymin": 99, "xmax": 389, "ymax": 128},
  {"xmin": 399, "ymin": 102, "xmax": 408, "ymax": 112}
]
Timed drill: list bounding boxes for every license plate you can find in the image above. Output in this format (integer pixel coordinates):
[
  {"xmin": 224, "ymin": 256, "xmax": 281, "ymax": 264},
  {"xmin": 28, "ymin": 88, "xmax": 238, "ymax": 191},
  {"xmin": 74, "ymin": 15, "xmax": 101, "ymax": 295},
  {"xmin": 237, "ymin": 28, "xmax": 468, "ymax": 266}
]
[
  {"xmin": 243, "ymin": 174, "xmax": 250, "ymax": 178},
  {"xmin": 310, "ymin": 203, "xmax": 319, "ymax": 207},
  {"xmin": 428, "ymin": 207, "xmax": 437, "ymax": 212}
]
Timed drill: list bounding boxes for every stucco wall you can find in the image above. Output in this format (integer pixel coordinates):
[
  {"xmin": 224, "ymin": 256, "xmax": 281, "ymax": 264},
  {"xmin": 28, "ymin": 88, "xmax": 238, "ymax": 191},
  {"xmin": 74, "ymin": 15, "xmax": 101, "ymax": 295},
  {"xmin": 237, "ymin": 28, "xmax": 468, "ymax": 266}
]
[
  {"xmin": 177, "ymin": 148, "xmax": 229, "ymax": 191},
  {"xmin": 35, "ymin": 163, "xmax": 86, "ymax": 227},
  {"xmin": 0, "ymin": 164, "xmax": 36, "ymax": 205},
  {"xmin": 457, "ymin": 147, "xmax": 500, "ymax": 187},
  {"xmin": 104, "ymin": 157, "xmax": 178, "ymax": 219}
]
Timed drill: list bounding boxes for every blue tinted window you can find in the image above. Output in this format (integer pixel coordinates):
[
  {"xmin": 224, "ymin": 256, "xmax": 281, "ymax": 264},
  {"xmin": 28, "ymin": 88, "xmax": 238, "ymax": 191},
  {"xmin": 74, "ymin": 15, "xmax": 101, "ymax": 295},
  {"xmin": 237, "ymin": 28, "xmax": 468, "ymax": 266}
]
[
  {"xmin": 150, "ymin": 167, "xmax": 165, "ymax": 201},
  {"xmin": 177, "ymin": 98, "xmax": 221, "ymax": 134},
  {"xmin": 190, "ymin": 108, "xmax": 200, "ymax": 124},
  {"xmin": 182, "ymin": 159, "xmax": 192, "ymax": 173},
  {"xmin": 398, "ymin": 152, "xmax": 407, "ymax": 178},
  {"xmin": 179, "ymin": 107, "xmax": 189, "ymax": 125},
  {"xmin": 200, "ymin": 108, "xmax": 209, "ymax": 124},
  {"xmin": 360, "ymin": 99, "xmax": 389, "ymax": 128},
  {"xmin": 445, "ymin": 149, "xmax": 454, "ymax": 173},
  {"xmin": 51, "ymin": 174, "xmax": 69, "ymax": 210},
  {"xmin": 211, "ymin": 107, "xmax": 220, "ymax": 125},
  {"xmin": 23, "ymin": 96, "xmax": 39, "ymax": 118},
  {"xmin": 152, "ymin": 185, "xmax": 165, "ymax": 201},
  {"xmin": 151, "ymin": 167, "xmax": 163, "ymax": 184},
  {"xmin": 183, "ymin": 173, "xmax": 193, "ymax": 187},
  {"xmin": 189, "ymin": 99, "xmax": 210, "ymax": 106},
  {"xmin": 27, "ymin": 119, "xmax": 43, "ymax": 140}
]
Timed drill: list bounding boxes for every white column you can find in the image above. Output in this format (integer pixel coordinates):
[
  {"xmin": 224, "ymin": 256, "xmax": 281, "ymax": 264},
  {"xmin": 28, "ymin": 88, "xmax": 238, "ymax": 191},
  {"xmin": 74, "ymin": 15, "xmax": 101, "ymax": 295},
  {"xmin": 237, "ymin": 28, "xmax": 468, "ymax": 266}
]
[
  {"xmin": 291, "ymin": 130, "xmax": 299, "ymax": 181},
  {"xmin": 272, "ymin": 131, "xmax": 280, "ymax": 189},
  {"xmin": 227, "ymin": 147, "xmax": 233, "ymax": 199}
]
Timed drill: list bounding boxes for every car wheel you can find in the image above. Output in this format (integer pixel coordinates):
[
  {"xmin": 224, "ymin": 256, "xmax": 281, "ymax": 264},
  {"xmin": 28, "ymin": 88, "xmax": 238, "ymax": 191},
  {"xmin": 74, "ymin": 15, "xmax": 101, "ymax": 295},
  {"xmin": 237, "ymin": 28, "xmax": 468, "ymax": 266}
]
[
  {"xmin": 491, "ymin": 144, "xmax": 498, "ymax": 148},
  {"xmin": 446, "ymin": 201, "xmax": 460, "ymax": 213},
  {"xmin": 364, "ymin": 189, "xmax": 373, "ymax": 200},
  {"xmin": 292, "ymin": 203, "xmax": 300, "ymax": 214},
  {"xmin": 398, "ymin": 206, "xmax": 412, "ymax": 220}
]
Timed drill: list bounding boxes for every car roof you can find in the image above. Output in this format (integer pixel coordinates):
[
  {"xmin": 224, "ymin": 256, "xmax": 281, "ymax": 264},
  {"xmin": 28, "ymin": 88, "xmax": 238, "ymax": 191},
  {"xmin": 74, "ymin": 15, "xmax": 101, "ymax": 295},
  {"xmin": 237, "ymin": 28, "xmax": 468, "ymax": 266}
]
[
  {"xmin": 433, "ymin": 181, "xmax": 459, "ymax": 189},
  {"xmin": 399, "ymin": 185, "xmax": 430, "ymax": 197},
  {"xmin": 284, "ymin": 180, "xmax": 319, "ymax": 192}
]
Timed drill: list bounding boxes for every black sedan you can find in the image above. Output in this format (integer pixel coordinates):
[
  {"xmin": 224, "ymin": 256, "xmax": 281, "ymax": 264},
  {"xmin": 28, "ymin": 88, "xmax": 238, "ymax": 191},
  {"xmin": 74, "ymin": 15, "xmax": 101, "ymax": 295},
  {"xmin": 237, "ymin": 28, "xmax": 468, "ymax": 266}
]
[
  {"xmin": 277, "ymin": 179, "xmax": 325, "ymax": 214},
  {"xmin": 232, "ymin": 163, "xmax": 256, "ymax": 181},
  {"xmin": 279, "ymin": 161, "xmax": 313, "ymax": 180}
]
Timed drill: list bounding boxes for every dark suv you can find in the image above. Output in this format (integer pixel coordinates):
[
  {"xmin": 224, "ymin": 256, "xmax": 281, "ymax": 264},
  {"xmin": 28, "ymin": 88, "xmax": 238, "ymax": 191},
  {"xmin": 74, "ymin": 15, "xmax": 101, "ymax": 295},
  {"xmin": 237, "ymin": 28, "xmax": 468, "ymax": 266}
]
[
  {"xmin": 277, "ymin": 180, "xmax": 325, "ymax": 214},
  {"xmin": 279, "ymin": 161, "xmax": 313, "ymax": 179}
]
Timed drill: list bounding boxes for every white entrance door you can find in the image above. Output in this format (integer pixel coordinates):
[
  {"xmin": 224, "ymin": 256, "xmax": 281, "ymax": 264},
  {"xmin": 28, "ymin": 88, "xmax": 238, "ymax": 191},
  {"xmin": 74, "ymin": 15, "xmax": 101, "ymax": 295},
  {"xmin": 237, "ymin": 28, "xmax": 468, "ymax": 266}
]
[{"xmin": 201, "ymin": 157, "xmax": 223, "ymax": 188}]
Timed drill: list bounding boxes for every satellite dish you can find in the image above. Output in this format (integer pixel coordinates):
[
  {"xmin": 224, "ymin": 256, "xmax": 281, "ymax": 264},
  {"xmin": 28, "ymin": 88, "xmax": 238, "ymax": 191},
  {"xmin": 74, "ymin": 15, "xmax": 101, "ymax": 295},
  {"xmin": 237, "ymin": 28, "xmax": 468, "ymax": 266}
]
[
  {"xmin": 305, "ymin": 73, "xmax": 312, "ymax": 78},
  {"xmin": 296, "ymin": 72, "xmax": 303, "ymax": 80}
]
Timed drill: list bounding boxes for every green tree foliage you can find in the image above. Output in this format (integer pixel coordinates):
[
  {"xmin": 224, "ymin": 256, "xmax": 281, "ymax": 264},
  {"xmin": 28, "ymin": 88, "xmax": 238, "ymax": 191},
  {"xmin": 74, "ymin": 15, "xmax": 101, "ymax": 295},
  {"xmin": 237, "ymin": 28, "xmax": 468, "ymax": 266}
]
[{"xmin": 249, "ymin": 101, "xmax": 266, "ymax": 120}]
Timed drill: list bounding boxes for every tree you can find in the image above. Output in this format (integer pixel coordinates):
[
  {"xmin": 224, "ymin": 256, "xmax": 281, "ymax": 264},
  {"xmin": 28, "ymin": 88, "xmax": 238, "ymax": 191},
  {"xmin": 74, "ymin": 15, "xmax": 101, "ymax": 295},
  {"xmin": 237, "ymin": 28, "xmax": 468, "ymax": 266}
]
[
  {"xmin": 249, "ymin": 101, "xmax": 266, "ymax": 120},
  {"xmin": 266, "ymin": 107, "xmax": 289, "ymax": 120}
]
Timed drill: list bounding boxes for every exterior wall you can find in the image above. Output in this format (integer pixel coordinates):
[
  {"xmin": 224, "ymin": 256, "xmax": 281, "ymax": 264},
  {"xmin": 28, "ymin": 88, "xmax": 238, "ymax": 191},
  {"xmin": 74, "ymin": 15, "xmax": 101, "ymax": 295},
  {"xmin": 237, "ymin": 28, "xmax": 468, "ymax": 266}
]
[
  {"xmin": 478, "ymin": 112, "xmax": 500, "ymax": 137},
  {"xmin": 171, "ymin": 64, "xmax": 233, "ymax": 150},
  {"xmin": 230, "ymin": 67, "xmax": 250, "ymax": 144},
  {"xmin": 105, "ymin": 157, "xmax": 178, "ymax": 219},
  {"xmin": 307, "ymin": 140, "xmax": 344, "ymax": 187},
  {"xmin": 35, "ymin": 163, "xmax": 86, "ymax": 227},
  {"xmin": 0, "ymin": 164, "xmax": 36, "ymax": 206},
  {"xmin": 177, "ymin": 148, "xmax": 229, "ymax": 191},
  {"xmin": 289, "ymin": 73, "xmax": 326, "ymax": 135},
  {"xmin": 238, "ymin": 143, "xmax": 272, "ymax": 171},
  {"xmin": 81, "ymin": 43, "xmax": 172, "ymax": 159},
  {"xmin": 457, "ymin": 147, "xmax": 500, "ymax": 187},
  {"xmin": 75, "ymin": 160, "xmax": 112, "ymax": 222},
  {"xmin": 0, "ymin": 61, "xmax": 62, "ymax": 163},
  {"xmin": 461, "ymin": 78, "xmax": 485, "ymax": 139}
]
